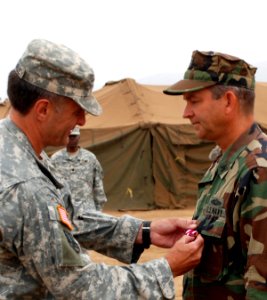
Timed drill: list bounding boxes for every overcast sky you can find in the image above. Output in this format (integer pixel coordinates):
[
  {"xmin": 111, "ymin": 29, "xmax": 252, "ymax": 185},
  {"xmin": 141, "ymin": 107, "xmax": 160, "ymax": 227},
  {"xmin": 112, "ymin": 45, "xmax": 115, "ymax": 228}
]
[{"xmin": 1, "ymin": 0, "xmax": 267, "ymax": 99}]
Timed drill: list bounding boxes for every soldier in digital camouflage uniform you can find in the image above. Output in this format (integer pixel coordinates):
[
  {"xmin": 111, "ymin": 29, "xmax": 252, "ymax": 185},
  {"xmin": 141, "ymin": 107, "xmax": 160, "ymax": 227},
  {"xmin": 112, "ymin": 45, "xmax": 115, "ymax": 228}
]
[
  {"xmin": 164, "ymin": 50, "xmax": 267, "ymax": 299},
  {"xmin": 51, "ymin": 125, "xmax": 107, "ymax": 216},
  {"xmin": 0, "ymin": 39, "xmax": 204, "ymax": 299}
]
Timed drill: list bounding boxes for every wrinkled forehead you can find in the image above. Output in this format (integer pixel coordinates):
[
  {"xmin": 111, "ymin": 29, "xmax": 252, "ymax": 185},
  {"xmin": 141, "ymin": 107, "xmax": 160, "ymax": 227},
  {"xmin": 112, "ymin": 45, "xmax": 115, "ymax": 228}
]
[{"xmin": 183, "ymin": 88, "xmax": 210, "ymax": 100}]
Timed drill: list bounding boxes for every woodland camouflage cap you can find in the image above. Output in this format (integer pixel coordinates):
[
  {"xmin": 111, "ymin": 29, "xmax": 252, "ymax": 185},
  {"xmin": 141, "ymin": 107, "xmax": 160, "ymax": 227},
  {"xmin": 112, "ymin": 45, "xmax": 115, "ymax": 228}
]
[
  {"xmin": 163, "ymin": 50, "xmax": 257, "ymax": 95},
  {"xmin": 15, "ymin": 39, "xmax": 102, "ymax": 116}
]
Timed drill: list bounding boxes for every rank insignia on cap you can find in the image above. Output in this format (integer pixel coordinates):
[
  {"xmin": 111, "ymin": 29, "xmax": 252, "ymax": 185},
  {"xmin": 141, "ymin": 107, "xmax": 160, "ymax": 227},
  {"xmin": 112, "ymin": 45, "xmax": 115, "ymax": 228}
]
[{"xmin": 57, "ymin": 205, "xmax": 73, "ymax": 231}]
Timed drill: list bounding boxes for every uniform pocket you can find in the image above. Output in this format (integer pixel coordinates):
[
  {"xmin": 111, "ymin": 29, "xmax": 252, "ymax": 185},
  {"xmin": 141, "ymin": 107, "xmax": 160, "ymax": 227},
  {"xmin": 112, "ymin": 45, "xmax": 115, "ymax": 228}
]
[
  {"xmin": 197, "ymin": 234, "xmax": 227, "ymax": 282},
  {"xmin": 195, "ymin": 199, "xmax": 228, "ymax": 282}
]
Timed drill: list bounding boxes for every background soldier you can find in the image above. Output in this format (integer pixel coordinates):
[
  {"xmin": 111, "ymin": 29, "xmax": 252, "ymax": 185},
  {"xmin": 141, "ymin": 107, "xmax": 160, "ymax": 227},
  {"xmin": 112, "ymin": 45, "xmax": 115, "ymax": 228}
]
[{"xmin": 51, "ymin": 125, "xmax": 107, "ymax": 215}]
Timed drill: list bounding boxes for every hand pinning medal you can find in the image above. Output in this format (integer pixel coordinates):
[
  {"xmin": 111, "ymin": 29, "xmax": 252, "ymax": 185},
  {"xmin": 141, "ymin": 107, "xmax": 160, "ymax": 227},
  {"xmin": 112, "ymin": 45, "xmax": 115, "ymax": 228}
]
[{"xmin": 185, "ymin": 229, "xmax": 198, "ymax": 239}]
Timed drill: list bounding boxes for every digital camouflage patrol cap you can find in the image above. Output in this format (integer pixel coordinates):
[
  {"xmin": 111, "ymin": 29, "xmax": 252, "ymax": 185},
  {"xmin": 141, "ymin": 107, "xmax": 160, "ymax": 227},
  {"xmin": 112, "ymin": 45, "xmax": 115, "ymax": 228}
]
[
  {"xmin": 15, "ymin": 39, "xmax": 102, "ymax": 116},
  {"xmin": 163, "ymin": 50, "xmax": 257, "ymax": 95}
]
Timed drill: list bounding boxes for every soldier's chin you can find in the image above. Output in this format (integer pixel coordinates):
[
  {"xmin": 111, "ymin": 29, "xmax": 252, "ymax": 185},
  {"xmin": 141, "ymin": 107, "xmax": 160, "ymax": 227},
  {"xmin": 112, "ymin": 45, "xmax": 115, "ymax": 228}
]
[
  {"xmin": 193, "ymin": 126, "xmax": 202, "ymax": 137},
  {"xmin": 193, "ymin": 123, "xmax": 201, "ymax": 130},
  {"xmin": 196, "ymin": 132, "xmax": 208, "ymax": 142}
]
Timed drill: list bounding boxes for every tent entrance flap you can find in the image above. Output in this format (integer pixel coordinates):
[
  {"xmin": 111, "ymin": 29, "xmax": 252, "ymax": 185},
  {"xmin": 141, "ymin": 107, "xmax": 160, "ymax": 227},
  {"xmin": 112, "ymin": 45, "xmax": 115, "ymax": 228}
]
[{"xmin": 89, "ymin": 127, "xmax": 155, "ymax": 210}]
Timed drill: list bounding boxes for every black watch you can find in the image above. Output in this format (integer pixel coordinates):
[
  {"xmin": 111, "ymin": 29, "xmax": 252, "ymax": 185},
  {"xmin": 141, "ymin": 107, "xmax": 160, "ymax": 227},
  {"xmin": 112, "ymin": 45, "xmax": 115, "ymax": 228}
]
[{"xmin": 142, "ymin": 221, "xmax": 151, "ymax": 249}]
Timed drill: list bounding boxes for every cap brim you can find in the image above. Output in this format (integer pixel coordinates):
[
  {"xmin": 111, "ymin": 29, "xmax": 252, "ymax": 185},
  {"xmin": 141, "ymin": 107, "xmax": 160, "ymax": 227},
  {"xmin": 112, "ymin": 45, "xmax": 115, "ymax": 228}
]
[
  {"xmin": 163, "ymin": 79, "xmax": 217, "ymax": 95},
  {"xmin": 73, "ymin": 94, "xmax": 102, "ymax": 116}
]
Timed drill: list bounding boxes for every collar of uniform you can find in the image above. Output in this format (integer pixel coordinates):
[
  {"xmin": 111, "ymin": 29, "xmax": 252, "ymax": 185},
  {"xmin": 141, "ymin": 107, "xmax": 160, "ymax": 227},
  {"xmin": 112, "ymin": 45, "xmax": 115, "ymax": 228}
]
[
  {"xmin": 218, "ymin": 123, "xmax": 262, "ymax": 174},
  {"xmin": 4, "ymin": 118, "xmax": 63, "ymax": 189}
]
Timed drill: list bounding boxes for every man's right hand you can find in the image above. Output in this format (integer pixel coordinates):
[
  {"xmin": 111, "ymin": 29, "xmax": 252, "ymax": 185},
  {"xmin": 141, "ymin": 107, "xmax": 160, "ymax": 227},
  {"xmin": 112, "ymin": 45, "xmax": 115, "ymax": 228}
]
[{"xmin": 165, "ymin": 234, "xmax": 204, "ymax": 277}]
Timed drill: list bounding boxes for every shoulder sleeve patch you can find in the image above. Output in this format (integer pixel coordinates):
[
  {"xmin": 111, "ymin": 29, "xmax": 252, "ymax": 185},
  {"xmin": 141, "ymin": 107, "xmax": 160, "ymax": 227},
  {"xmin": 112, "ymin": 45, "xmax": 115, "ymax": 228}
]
[{"xmin": 57, "ymin": 204, "xmax": 73, "ymax": 231}]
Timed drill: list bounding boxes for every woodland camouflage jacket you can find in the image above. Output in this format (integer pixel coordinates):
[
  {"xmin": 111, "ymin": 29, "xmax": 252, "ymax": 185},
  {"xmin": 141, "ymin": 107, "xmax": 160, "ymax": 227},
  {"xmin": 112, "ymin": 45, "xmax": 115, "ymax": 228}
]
[{"xmin": 183, "ymin": 123, "xmax": 267, "ymax": 299}]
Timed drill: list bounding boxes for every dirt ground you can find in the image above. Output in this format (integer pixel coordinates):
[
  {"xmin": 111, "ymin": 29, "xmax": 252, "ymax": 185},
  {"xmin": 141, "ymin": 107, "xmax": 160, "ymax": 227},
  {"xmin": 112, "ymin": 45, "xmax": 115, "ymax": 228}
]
[{"xmin": 90, "ymin": 208, "xmax": 195, "ymax": 300}]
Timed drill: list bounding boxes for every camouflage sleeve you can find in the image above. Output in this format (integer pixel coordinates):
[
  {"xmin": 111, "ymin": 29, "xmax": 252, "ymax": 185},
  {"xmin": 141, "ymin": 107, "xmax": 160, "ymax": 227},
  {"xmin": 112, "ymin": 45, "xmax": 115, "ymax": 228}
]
[
  {"xmin": 242, "ymin": 167, "xmax": 267, "ymax": 298},
  {"xmin": 93, "ymin": 158, "xmax": 107, "ymax": 211},
  {"xmin": 3, "ymin": 180, "xmax": 175, "ymax": 299},
  {"xmin": 73, "ymin": 211, "xmax": 143, "ymax": 263}
]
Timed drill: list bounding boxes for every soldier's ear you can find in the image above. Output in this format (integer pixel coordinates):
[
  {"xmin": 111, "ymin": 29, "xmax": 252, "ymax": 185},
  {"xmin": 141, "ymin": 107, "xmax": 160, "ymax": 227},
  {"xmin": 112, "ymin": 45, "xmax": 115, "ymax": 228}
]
[
  {"xmin": 34, "ymin": 98, "xmax": 51, "ymax": 121},
  {"xmin": 224, "ymin": 90, "xmax": 238, "ymax": 114}
]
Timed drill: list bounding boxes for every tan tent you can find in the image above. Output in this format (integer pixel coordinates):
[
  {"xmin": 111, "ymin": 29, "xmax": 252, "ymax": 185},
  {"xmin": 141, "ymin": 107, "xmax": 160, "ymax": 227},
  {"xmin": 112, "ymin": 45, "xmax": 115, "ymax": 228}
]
[
  {"xmin": 2, "ymin": 80, "xmax": 267, "ymax": 210},
  {"xmin": 254, "ymin": 82, "xmax": 267, "ymax": 128},
  {"xmin": 0, "ymin": 100, "xmax": 10, "ymax": 119}
]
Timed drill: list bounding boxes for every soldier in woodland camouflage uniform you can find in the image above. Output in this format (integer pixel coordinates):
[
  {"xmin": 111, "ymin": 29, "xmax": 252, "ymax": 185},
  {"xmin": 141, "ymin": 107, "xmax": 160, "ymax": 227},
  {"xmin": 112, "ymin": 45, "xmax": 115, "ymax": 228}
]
[
  {"xmin": 51, "ymin": 126, "xmax": 107, "ymax": 215},
  {"xmin": 0, "ymin": 39, "xmax": 204, "ymax": 299},
  {"xmin": 164, "ymin": 50, "xmax": 267, "ymax": 299}
]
